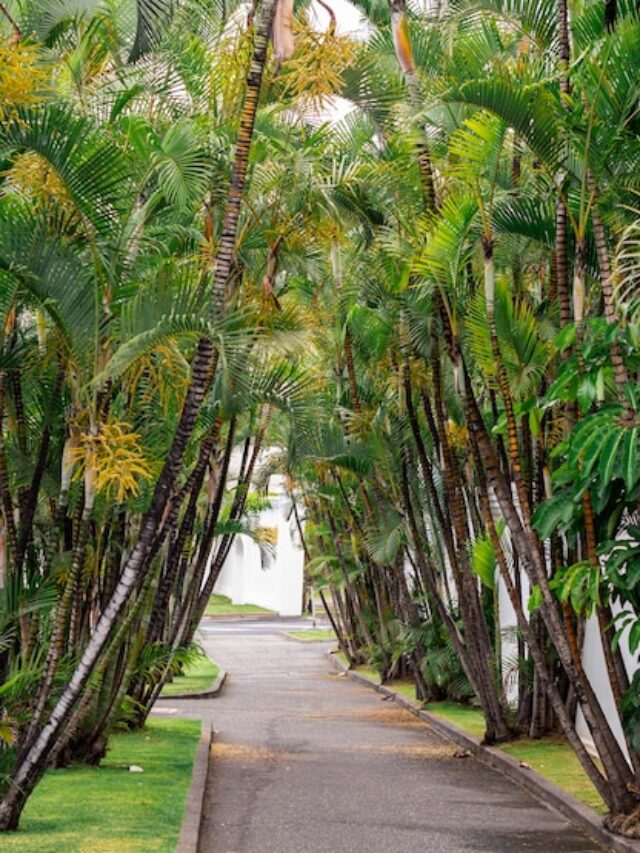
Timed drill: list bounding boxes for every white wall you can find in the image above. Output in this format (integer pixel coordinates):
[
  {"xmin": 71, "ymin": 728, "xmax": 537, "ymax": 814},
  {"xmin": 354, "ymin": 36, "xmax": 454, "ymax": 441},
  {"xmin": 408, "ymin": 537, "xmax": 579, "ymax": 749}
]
[
  {"xmin": 495, "ymin": 526, "xmax": 638, "ymax": 760},
  {"xmin": 213, "ymin": 467, "xmax": 304, "ymax": 616},
  {"xmin": 575, "ymin": 603, "xmax": 637, "ymax": 760}
]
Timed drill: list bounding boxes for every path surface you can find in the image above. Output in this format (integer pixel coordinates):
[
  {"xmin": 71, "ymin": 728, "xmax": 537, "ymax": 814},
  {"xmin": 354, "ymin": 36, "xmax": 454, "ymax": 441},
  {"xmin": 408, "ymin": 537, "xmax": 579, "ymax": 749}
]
[{"xmin": 163, "ymin": 618, "xmax": 601, "ymax": 853}]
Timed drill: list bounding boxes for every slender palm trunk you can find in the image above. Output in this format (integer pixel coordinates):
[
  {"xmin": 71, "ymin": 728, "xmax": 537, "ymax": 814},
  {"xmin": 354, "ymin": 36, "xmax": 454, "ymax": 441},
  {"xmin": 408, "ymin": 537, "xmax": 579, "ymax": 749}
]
[
  {"xmin": 463, "ymin": 364, "xmax": 636, "ymax": 812},
  {"xmin": 431, "ymin": 320, "xmax": 510, "ymax": 742},
  {"xmin": 0, "ymin": 0, "xmax": 277, "ymax": 829},
  {"xmin": 555, "ymin": 0, "xmax": 572, "ymax": 330},
  {"xmin": 588, "ymin": 175, "xmax": 629, "ymax": 397}
]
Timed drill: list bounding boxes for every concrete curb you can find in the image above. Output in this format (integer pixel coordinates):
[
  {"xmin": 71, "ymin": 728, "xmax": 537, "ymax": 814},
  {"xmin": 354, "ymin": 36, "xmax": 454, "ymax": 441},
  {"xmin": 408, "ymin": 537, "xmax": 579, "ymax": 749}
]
[
  {"xmin": 176, "ymin": 718, "xmax": 212, "ymax": 853},
  {"xmin": 158, "ymin": 668, "xmax": 227, "ymax": 702},
  {"xmin": 327, "ymin": 651, "xmax": 640, "ymax": 853},
  {"xmin": 202, "ymin": 612, "xmax": 276, "ymax": 622}
]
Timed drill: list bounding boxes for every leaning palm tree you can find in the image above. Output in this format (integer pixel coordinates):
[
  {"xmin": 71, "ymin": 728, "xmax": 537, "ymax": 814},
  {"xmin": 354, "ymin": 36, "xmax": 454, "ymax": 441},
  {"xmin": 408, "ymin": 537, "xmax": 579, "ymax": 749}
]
[{"xmin": 0, "ymin": 0, "xmax": 279, "ymax": 827}]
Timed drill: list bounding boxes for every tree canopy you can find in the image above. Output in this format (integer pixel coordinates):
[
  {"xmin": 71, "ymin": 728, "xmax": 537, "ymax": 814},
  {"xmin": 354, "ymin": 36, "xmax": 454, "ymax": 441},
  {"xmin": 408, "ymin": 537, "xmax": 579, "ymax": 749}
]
[{"xmin": 0, "ymin": 0, "xmax": 639, "ymax": 838}]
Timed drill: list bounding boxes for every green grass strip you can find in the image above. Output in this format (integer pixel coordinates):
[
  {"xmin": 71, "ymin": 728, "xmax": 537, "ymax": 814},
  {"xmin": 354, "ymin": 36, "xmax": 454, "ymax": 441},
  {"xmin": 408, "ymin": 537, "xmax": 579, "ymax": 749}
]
[
  {"xmin": 285, "ymin": 629, "xmax": 336, "ymax": 642},
  {"xmin": 500, "ymin": 739, "xmax": 606, "ymax": 815},
  {"xmin": 161, "ymin": 653, "xmax": 219, "ymax": 697},
  {"xmin": 425, "ymin": 700, "xmax": 488, "ymax": 740},
  {"xmin": 3, "ymin": 718, "xmax": 200, "ymax": 852},
  {"xmin": 204, "ymin": 594, "xmax": 273, "ymax": 617}
]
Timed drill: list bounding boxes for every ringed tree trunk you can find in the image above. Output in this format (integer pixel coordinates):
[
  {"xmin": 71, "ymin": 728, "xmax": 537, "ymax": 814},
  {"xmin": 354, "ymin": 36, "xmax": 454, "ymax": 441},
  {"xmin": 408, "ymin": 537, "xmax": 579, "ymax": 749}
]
[
  {"xmin": 0, "ymin": 0, "xmax": 277, "ymax": 830},
  {"xmin": 555, "ymin": 0, "xmax": 572, "ymax": 330}
]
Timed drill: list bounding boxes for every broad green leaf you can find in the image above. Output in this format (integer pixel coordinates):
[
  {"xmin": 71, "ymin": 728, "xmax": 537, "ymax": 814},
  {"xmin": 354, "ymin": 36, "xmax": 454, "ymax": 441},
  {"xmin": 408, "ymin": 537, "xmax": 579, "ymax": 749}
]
[
  {"xmin": 597, "ymin": 429, "xmax": 625, "ymax": 497},
  {"xmin": 528, "ymin": 584, "xmax": 542, "ymax": 613},
  {"xmin": 621, "ymin": 427, "xmax": 639, "ymax": 492},
  {"xmin": 470, "ymin": 534, "xmax": 496, "ymax": 588},
  {"xmin": 555, "ymin": 323, "xmax": 576, "ymax": 351}
]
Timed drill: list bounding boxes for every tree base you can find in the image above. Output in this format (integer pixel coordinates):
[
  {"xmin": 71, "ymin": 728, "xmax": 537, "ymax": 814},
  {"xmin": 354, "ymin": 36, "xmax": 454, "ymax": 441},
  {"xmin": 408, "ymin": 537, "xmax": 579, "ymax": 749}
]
[{"xmin": 604, "ymin": 806, "xmax": 640, "ymax": 839}]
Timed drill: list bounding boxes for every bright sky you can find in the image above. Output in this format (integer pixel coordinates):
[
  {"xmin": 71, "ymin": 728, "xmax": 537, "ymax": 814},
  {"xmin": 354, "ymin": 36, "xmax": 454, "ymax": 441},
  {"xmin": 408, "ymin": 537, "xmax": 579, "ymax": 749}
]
[
  {"xmin": 309, "ymin": 0, "xmax": 371, "ymax": 37},
  {"xmin": 307, "ymin": 0, "xmax": 373, "ymax": 121}
]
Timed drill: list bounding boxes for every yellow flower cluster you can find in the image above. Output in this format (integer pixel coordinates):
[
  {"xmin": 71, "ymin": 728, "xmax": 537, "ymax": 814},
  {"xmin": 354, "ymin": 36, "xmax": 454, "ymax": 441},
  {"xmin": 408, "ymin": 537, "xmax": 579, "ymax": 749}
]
[
  {"xmin": 445, "ymin": 418, "xmax": 468, "ymax": 451},
  {"xmin": 69, "ymin": 421, "xmax": 152, "ymax": 503},
  {"xmin": 4, "ymin": 152, "xmax": 73, "ymax": 213},
  {"xmin": 126, "ymin": 342, "xmax": 190, "ymax": 415},
  {"xmin": 277, "ymin": 19, "xmax": 357, "ymax": 108},
  {"xmin": 0, "ymin": 42, "xmax": 49, "ymax": 121}
]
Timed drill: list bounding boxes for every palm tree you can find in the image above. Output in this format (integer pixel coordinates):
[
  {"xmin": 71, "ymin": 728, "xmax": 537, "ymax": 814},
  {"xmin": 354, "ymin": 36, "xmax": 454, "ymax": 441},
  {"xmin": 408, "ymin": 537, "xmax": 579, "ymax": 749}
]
[
  {"xmin": 0, "ymin": 0, "xmax": 639, "ymax": 838},
  {"xmin": 0, "ymin": 0, "xmax": 278, "ymax": 827}
]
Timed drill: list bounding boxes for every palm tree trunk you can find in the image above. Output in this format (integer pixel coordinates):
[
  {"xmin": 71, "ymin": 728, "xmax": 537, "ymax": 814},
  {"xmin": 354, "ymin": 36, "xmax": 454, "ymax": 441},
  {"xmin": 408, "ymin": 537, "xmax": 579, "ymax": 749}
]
[
  {"xmin": 555, "ymin": 0, "xmax": 573, "ymax": 329},
  {"xmin": 0, "ymin": 0, "xmax": 277, "ymax": 829},
  {"xmin": 588, "ymin": 174, "xmax": 628, "ymax": 397},
  {"xmin": 604, "ymin": 0, "xmax": 617, "ymax": 30},
  {"xmin": 0, "ymin": 386, "xmax": 17, "ymax": 569},
  {"xmin": 400, "ymin": 453, "xmax": 477, "ymax": 693},
  {"xmin": 319, "ymin": 588, "xmax": 352, "ymax": 662},
  {"xmin": 15, "ymin": 363, "xmax": 64, "ymax": 571},
  {"xmin": 463, "ymin": 361, "xmax": 637, "ymax": 812},
  {"xmin": 430, "ymin": 328, "xmax": 511, "ymax": 742},
  {"xmin": 473, "ymin": 459, "xmax": 613, "ymax": 804}
]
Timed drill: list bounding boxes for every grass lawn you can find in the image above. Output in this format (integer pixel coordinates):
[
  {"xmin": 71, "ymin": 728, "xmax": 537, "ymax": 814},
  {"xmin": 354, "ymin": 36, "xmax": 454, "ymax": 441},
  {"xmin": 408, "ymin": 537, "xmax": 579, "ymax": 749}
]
[
  {"xmin": 336, "ymin": 652, "xmax": 381, "ymax": 684},
  {"xmin": 2, "ymin": 718, "xmax": 200, "ymax": 852},
  {"xmin": 339, "ymin": 658, "xmax": 605, "ymax": 816},
  {"xmin": 204, "ymin": 593, "xmax": 274, "ymax": 617},
  {"xmin": 500, "ymin": 739, "xmax": 606, "ymax": 814},
  {"xmin": 388, "ymin": 680, "xmax": 423, "ymax": 704},
  {"xmin": 286, "ymin": 629, "xmax": 336, "ymax": 642},
  {"xmin": 425, "ymin": 700, "xmax": 488, "ymax": 740},
  {"xmin": 160, "ymin": 652, "xmax": 219, "ymax": 697}
]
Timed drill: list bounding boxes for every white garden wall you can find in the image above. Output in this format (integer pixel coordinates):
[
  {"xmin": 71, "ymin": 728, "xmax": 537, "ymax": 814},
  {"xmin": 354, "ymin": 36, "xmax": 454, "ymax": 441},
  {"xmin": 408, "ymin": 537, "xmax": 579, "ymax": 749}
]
[{"xmin": 213, "ymin": 453, "xmax": 304, "ymax": 616}]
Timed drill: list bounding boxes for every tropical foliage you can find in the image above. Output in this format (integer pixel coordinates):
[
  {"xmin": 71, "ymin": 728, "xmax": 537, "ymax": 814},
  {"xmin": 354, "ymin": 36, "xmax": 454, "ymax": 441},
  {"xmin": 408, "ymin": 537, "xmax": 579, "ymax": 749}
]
[{"xmin": 0, "ymin": 0, "xmax": 639, "ymax": 840}]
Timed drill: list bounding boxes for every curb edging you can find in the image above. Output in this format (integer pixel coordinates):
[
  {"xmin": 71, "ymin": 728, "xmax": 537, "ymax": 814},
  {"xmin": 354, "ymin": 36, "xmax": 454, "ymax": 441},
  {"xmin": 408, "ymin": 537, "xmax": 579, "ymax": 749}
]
[
  {"xmin": 159, "ymin": 667, "xmax": 227, "ymax": 702},
  {"xmin": 202, "ymin": 612, "xmax": 276, "ymax": 622},
  {"xmin": 327, "ymin": 651, "xmax": 640, "ymax": 853},
  {"xmin": 176, "ymin": 718, "xmax": 212, "ymax": 853}
]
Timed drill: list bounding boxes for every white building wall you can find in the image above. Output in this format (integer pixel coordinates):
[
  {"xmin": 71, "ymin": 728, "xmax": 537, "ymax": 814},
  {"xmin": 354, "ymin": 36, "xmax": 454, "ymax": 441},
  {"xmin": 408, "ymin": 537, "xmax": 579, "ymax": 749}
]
[
  {"xmin": 213, "ymin": 463, "xmax": 304, "ymax": 616},
  {"xmin": 575, "ymin": 605, "xmax": 637, "ymax": 760},
  {"xmin": 485, "ymin": 486, "xmax": 639, "ymax": 758},
  {"xmin": 497, "ymin": 569, "xmax": 531, "ymax": 705},
  {"xmin": 496, "ymin": 533, "xmax": 638, "ymax": 759}
]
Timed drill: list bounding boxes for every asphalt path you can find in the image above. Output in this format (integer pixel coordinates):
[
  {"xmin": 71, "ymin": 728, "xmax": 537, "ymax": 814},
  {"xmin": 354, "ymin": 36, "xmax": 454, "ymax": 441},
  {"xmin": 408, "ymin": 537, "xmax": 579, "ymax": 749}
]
[{"xmin": 166, "ymin": 618, "xmax": 601, "ymax": 853}]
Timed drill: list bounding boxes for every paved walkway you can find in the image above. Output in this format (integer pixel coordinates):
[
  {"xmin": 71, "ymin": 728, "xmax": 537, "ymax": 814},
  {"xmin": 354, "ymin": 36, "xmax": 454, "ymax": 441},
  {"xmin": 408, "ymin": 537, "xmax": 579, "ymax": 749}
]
[{"xmin": 161, "ymin": 619, "xmax": 600, "ymax": 853}]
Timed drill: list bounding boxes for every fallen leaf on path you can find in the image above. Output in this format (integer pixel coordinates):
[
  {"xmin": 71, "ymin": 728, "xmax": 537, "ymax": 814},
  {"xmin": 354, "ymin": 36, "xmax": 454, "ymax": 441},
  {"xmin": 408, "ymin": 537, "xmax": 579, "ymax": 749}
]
[{"xmin": 453, "ymin": 749, "xmax": 471, "ymax": 759}]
